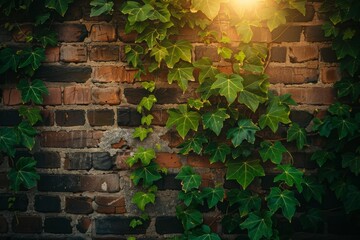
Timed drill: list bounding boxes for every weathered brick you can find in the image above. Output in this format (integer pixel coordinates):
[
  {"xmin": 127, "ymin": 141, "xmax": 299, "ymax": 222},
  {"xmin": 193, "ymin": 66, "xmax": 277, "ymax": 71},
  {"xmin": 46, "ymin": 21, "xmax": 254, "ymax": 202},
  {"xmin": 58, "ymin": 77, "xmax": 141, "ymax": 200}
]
[
  {"xmin": 88, "ymin": 109, "xmax": 115, "ymax": 126},
  {"xmin": 155, "ymin": 153, "xmax": 181, "ymax": 168},
  {"xmin": 90, "ymin": 24, "xmax": 116, "ymax": 42},
  {"xmin": 93, "ymin": 66, "xmax": 135, "ymax": 83},
  {"xmin": 320, "ymin": 47, "xmax": 337, "ymax": 63},
  {"xmin": 56, "ymin": 110, "xmax": 86, "ymax": 126},
  {"xmin": 0, "ymin": 194, "xmax": 28, "ymax": 211},
  {"xmin": 12, "ymin": 215, "xmax": 42, "ymax": 233},
  {"xmin": 44, "ymin": 47, "xmax": 60, "ymax": 63},
  {"xmin": 170, "ymin": 27, "xmax": 200, "ymax": 42},
  {"xmin": 252, "ymin": 27, "xmax": 272, "ymax": 42},
  {"xmin": 36, "ymin": 65, "xmax": 92, "ymax": 83},
  {"xmin": 155, "ymin": 174, "xmax": 181, "ymax": 191},
  {"xmin": 266, "ymin": 66, "xmax": 318, "ymax": 84},
  {"xmin": 65, "ymin": 196, "xmax": 93, "ymax": 214},
  {"xmin": 160, "ymin": 130, "xmax": 183, "ymax": 148},
  {"xmin": 289, "ymin": 111, "xmax": 313, "ymax": 128},
  {"xmin": 117, "ymin": 107, "xmax": 141, "ymax": 126},
  {"xmin": 64, "ymin": 86, "xmax": 91, "ymax": 105},
  {"xmin": 95, "ymin": 216, "xmax": 149, "ymax": 235},
  {"xmin": 187, "ymin": 155, "xmax": 225, "ymax": 169},
  {"xmin": 94, "ymin": 196, "xmax": 126, "ymax": 214},
  {"xmin": 65, "ymin": 152, "xmax": 93, "ymax": 170},
  {"xmin": 34, "ymin": 151, "xmax": 61, "ymax": 169},
  {"xmin": 12, "ymin": 24, "xmax": 33, "ymax": 42},
  {"xmin": 38, "ymin": 174, "xmax": 119, "ymax": 192},
  {"xmin": 304, "ymin": 25, "xmax": 330, "ymax": 42},
  {"xmin": 0, "ymin": 216, "xmax": 8, "ymax": 233},
  {"xmin": 35, "ymin": 110, "xmax": 55, "ymax": 127},
  {"xmin": 40, "ymin": 130, "xmax": 102, "ymax": 148},
  {"xmin": 289, "ymin": 45, "xmax": 318, "ymax": 63},
  {"xmin": 56, "ymin": 24, "xmax": 88, "ymax": 42},
  {"xmin": 117, "ymin": 25, "xmax": 138, "ymax": 43},
  {"xmin": 278, "ymin": 87, "xmax": 335, "ymax": 105},
  {"xmin": 89, "ymin": 45, "xmax": 119, "ymax": 61},
  {"xmin": 115, "ymin": 153, "xmax": 131, "ymax": 170},
  {"xmin": 195, "ymin": 45, "xmax": 220, "ymax": 61},
  {"xmin": 44, "ymin": 217, "xmax": 72, "ymax": 234},
  {"xmin": 286, "ymin": 4, "xmax": 315, "ymax": 22},
  {"xmin": 77, "ymin": 217, "xmax": 91, "ymax": 233},
  {"xmin": 321, "ymin": 66, "xmax": 341, "ymax": 84},
  {"xmin": 34, "ymin": 195, "xmax": 61, "ymax": 213},
  {"xmin": 92, "ymin": 87, "xmax": 121, "ymax": 105},
  {"xmin": 124, "ymin": 87, "xmax": 194, "ymax": 104},
  {"xmin": 43, "ymin": 87, "xmax": 62, "ymax": 105},
  {"xmin": 270, "ymin": 47, "xmax": 287, "ymax": 63},
  {"xmin": 92, "ymin": 152, "xmax": 114, "ymax": 170},
  {"xmin": 151, "ymin": 109, "xmax": 169, "ymax": 126},
  {"xmin": 60, "ymin": 45, "xmax": 88, "ymax": 63},
  {"xmin": 271, "ymin": 26, "xmax": 302, "ymax": 43},
  {"xmin": 0, "ymin": 109, "xmax": 21, "ymax": 126},
  {"xmin": 2, "ymin": 88, "xmax": 21, "ymax": 105},
  {"xmin": 155, "ymin": 216, "xmax": 183, "ymax": 234}
]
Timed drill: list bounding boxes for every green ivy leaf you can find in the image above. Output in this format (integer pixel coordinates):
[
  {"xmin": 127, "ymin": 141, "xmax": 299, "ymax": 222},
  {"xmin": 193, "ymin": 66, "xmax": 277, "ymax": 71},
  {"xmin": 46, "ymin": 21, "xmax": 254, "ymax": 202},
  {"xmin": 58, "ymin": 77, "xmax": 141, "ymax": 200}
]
[
  {"xmin": 299, "ymin": 208, "xmax": 323, "ymax": 232},
  {"xmin": 204, "ymin": 142, "xmax": 231, "ymax": 163},
  {"xmin": 35, "ymin": 13, "xmax": 51, "ymax": 26},
  {"xmin": 328, "ymin": 102, "xmax": 351, "ymax": 117},
  {"xmin": 141, "ymin": 81, "xmax": 155, "ymax": 92},
  {"xmin": 322, "ymin": 22, "xmax": 339, "ymax": 37},
  {"xmin": 330, "ymin": 180, "xmax": 347, "ymax": 200},
  {"xmin": 202, "ymin": 108, "xmax": 229, "ymax": 136},
  {"xmin": 274, "ymin": 165, "xmax": 304, "ymax": 192},
  {"xmin": 126, "ymin": 147, "xmax": 156, "ymax": 167},
  {"xmin": 148, "ymin": 3, "xmax": 171, "ymax": 23},
  {"xmin": 0, "ymin": 128, "xmax": 19, "ymax": 157},
  {"xmin": 188, "ymin": 98, "xmax": 208, "ymax": 110},
  {"xmin": 259, "ymin": 97, "xmax": 291, "ymax": 132},
  {"xmin": 342, "ymin": 152, "xmax": 360, "ymax": 176},
  {"xmin": 150, "ymin": 45, "xmax": 169, "ymax": 65},
  {"xmin": 90, "ymin": 0, "xmax": 114, "ymax": 17},
  {"xmin": 166, "ymin": 105, "xmax": 201, "ymax": 139},
  {"xmin": 176, "ymin": 207, "xmax": 203, "ymax": 230},
  {"xmin": 226, "ymin": 159, "xmax": 265, "ymax": 189},
  {"xmin": 211, "ymin": 73, "xmax": 244, "ymax": 104},
  {"xmin": 17, "ymin": 79, "xmax": 49, "ymax": 104},
  {"xmin": 240, "ymin": 211, "xmax": 273, "ymax": 240},
  {"xmin": 137, "ymin": 95, "xmax": 157, "ymax": 113},
  {"xmin": 176, "ymin": 166, "xmax": 201, "ymax": 193},
  {"xmin": 238, "ymin": 74, "xmax": 268, "ymax": 112},
  {"xmin": 333, "ymin": 38, "xmax": 360, "ymax": 59},
  {"xmin": 288, "ymin": 0, "xmax": 306, "ymax": 15},
  {"xmin": 141, "ymin": 115, "xmax": 154, "ymax": 126},
  {"xmin": 193, "ymin": 58, "xmax": 219, "ymax": 84},
  {"xmin": 125, "ymin": 45, "xmax": 144, "ymax": 68},
  {"xmin": 195, "ymin": 233, "xmax": 221, "ymax": 240},
  {"xmin": 287, "ymin": 123, "xmax": 307, "ymax": 150},
  {"xmin": 16, "ymin": 121, "xmax": 37, "ymax": 150},
  {"xmin": 132, "ymin": 191, "xmax": 156, "ymax": 211},
  {"xmin": 179, "ymin": 190, "xmax": 204, "ymax": 206},
  {"xmin": 235, "ymin": 22, "xmax": 253, "ymax": 43},
  {"xmin": 168, "ymin": 62, "xmax": 195, "ymax": 92},
  {"xmin": 302, "ymin": 176, "xmax": 324, "ymax": 203},
  {"xmin": 259, "ymin": 141, "xmax": 287, "ymax": 164},
  {"xmin": 18, "ymin": 106, "xmax": 42, "ymax": 126},
  {"xmin": 227, "ymin": 189, "xmax": 261, "ymax": 217},
  {"xmin": 0, "ymin": 48, "xmax": 19, "ymax": 73},
  {"xmin": 136, "ymin": 27, "xmax": 167, "ymax": 49},
  {"xmin": 201, "ymin": 187, "xmax": 224, "ymax": 208},
  {"xmin": 18, "ymin": 48, "xmax": 45, "ymax": 70},
  {"xmin": 190, "ymin": 0, "xmax": 222, "ymax": 20},
  {"xmin": 226, "ymin": 119, "xmax": 259, "ymax": 147},
  {"xmin": 266, "ymin": 187, "xmax": 299, "ymax": 222},
  {"xmin": 8, "ymin": 157, "xmax": 39, "ymax": 191},
  {"xmin": 179, "ymin": 134, "xmax": 208, "ymax": 155},
  {"xmin": 36, "ymin": 31, "xmax": 57, "ymax": 48},
  {"xmin": 344, "ymin": 185, "xmax": 360, "ymax": 213},
  {"xmin": 332, "ymin": 116, "xmax": 358, "ymax": 139},
  {"xmin": 163, "ymin": 40, "xmax": 192, "ymax": 68},
  {"xmin": 45, "ymin": 0, "xmax": 73, "ymax": 16},
  {"xmin": 335, "ymin": 77, "xmax": 360, "ymax": 101},
  {"xmin": 131, "ymin": 162, "xmax": 162, "ymax": 187},
  {"xmin": 121, "ymin": 1, "xmax": 154, "ymax": 24},
  {"xmin": 133, "ymin": 127, "xmax": 153, "ymax": 141},
  {"xmin": 197, "ymin": 80, "xmax": 219, "ymax": 100},
  {"xmin": 129, "ymin": 219, "xmax": 143, "ymax": 228},
  {"xmin": 311, "ymin": 150, "xmax": 335, "ymax": 167},
  {"xmin": 267, "ymin": 9, "xmax": 287, "ymax": 31},
  {"xmin": 217, "ymin": 47, "xmax": 233, "ymax": 59}
]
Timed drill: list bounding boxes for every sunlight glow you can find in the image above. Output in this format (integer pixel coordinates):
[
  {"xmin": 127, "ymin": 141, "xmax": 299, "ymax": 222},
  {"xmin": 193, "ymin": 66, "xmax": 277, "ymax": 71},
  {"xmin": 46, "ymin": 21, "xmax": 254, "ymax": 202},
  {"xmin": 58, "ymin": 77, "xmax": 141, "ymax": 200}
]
[{"xmin": 236, "ymin": 0, "xmax": 262, "ymax": 8}]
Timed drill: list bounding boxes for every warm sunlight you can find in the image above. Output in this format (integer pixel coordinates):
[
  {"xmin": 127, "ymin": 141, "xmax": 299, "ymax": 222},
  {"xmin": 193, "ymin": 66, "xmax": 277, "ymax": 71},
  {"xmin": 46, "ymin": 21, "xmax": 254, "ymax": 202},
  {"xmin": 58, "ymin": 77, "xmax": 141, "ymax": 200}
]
[{"xmin": 235, "ymin": 0, "xmax": 262, "ymax": 8}]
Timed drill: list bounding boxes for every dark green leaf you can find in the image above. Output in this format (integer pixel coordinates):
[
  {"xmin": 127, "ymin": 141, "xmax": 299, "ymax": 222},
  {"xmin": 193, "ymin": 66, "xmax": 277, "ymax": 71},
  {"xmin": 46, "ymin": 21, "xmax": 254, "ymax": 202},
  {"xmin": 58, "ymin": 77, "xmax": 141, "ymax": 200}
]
[
  {"xmin": 176, "ymin": 166, "xmax": 201, "ymax": 192},
  {"xmin": 226, "ymin": 159, "xmax": 265, "ymax": 189},
  {"xmin": 178, "ymin": 190, "xmax": 204, "ymax": 206},
  {"xmin": 90, "ymin": 0, "xmax": 114, "ymax": 17},
  {"xmin": 274, "ymin": 165, "xmax": 304, "ymax": 192},
  {"xmin": 17, "ymin": 79, "xmax": 48, "ymax": 104},
  {"xmin": 131, "ymin": 162, "xmax": 162, "ymax": 187},
  {"xmin": 176, "ymin": 207, "xmax": 203, "ymax": 230},
  {"xmin": 18, "ymin": 48, "xmax": 45, "ymax": 70},
  {"xmin": 204, "ymin": 142, "xmax": 230, "ymax": 163},
  {"xmin": 259, "ymin": 141, "xmax": 287, "ymax": 164},
  {"xmin": 342, "ymin": 152, "xmax": 360, "ymax": 176},
  {"xmin": 344, "ymin": 185, "xmax": 360, "ymax": 213},
  {"xmin": 166, "ymin": 105, "xmax": 201, "ymax": 139},
  {"xmin": 167, "ymin": 62, "xmax": 195, "ymax": 92},
  {"xmin": 240, "ymin": 211, "xmax": 273, "ymax": 240},
  {"xmin": 0, "ymin": 48, "xmax": 19, "ymax": 73},
  {"xmin": 8, "ymin": 157, "xmax": 39, "ymax": 191},
  {"xmin": 125, "ymin": 45, "xmax": 144, "ymax": 68},
  {"xmin": 227, "ymin": 189, "xmax": 261, "ymax": 217},
  {"xmin": 287, "ymin": 123, "xmax": 308, "ymax": 150},
  {"xmin": 211, "ymin": 73, "xmax": 244, "ymax": 104},
  {"xmin": 179, "ymin": 134, "xmax": 208, "ymax": 155},
  {"xmin": 299, "ymin": 208, "xmax": 323, "ymax": 231},
  {"xmin": 45, "ymin": 0, "xmax": 73, "ymax": 16},
  {"xmin": 16, "ymin": 121, "xmax": 37, "ymax": 150},
  {"xmin": 121, "ymin": 1, "xmax": 154, "ymax": 24},
  {"xmin": 266, "ymin": 187, "xmax": 299, "ymax": 222},
  {"xmin": 238, "ymin": 74, "xmax": 268, "ymax": 112},
  {"xmin": 259, "ymin": 97, "xmax": 291, "ymax": 132},
  {"xmin": 226, "ymin": 119, "xmax": 259, "ymax": 147},
  {"xmin": 163, "ymin": 40, "xmax": 192, "ymax": 68},
  {"xmin": 202, "ymin": 108, "xmax": 229, "ymax": 136},
  {"xmin": 332, "ymin": 116, "xmax": 358, "ymax": 139},
  {"xmin": 201, "ymin": 187, "xmax": 224, "ymax": 208},
  {"xmin": 0, "ymin": 128, "xmax": 19, "ymax": 157},
  {"xmin": 193, "ymin": 58, "xmax": 219, "ymax": 84},
  {"xmin": 18, "ymin": 106, "xmax": 42, "ymax": 126},
  {"xmin": 302, "ymin": 176, "xmax": 324, "ymax": 203}
]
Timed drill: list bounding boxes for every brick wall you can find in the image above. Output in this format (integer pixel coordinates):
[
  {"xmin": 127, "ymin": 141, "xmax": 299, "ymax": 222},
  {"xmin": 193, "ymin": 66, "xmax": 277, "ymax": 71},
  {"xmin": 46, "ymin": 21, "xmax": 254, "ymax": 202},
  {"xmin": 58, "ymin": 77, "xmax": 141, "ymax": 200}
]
[{"xmin": 0, "ymin": 1, "xmax": 353, "ymax": 239}]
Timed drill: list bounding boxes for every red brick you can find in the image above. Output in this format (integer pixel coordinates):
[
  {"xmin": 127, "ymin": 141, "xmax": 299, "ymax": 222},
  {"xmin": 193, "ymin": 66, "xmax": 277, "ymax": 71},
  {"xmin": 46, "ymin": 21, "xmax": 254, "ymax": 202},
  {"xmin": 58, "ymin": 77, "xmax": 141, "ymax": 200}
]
[
  {"xmin": 65, "ymin": 196, "xmax": 93, "ymax": 214},
  {"xmin": 278, "ymin": 87, "xmax": 335, "ymax": 105},
  {"xmin": 187, "ymin": 155, "xmax": 225, "ymax": 169},
  {"xmin": 12, "ymin": 215, "xmax": 42, "ymax": 233},
  {"xmin": 64, "ymin": 86, "xmax": 91, "ymax": 105},
  {"xmin": 151, "ymin": 109, "xmax": 169, "ymax": 126},
  {"xmin": 12, "ymin": 24, "xmax": 33, "ymax": 42},
  {"xmin": 77, "ymin": 217, "xmax": 91, "ymax": 233},
  {"xmin": 40, "ymin": 130, "xmax": 103, "ymax": 148},
  {"xmin": 160, "ymin": 131, "xmax": 183, "ymax": 148},
  {"xmin": 289, "ymin": 45, "xmax": 318, "ymax": 63},
  {"xmin": 252, "ymin": 27, "xmax": 272, "ymax": 42},
  {"xmin": 90, "ymin": 24, "xmax": 116, "ymax": 42},
  {"xmin": 89, "ymin": 45, "xmax": 119, "ymax": 61},
  {"xmin": 44, "ymin": 47, "xmax": 60, "ymax": 63},
  {"xmin": 117, "ymin": 26, "xmax": 137, "ymax": 43},
  {"xmin": 200, "ymin": 172, "xmax": 215, "ymax": 188},
  {"xmin": 94, "ymin": 196, "xmax": 126, "ymax": 214},
  {"xmin": 321, "ymin": 66, "xmax": 341, "ymax": 84},
  {"xmin": 170, "ymin": 27, "xmax": 200, "ymax": 42},
  {"xmin": 266, "ymin": 66, "xmax": 318, "ymax": 84},
  {"xmin": 155, "ymin": 153, "xmax": 182, "ymax": 168},
  {"xmin": 80, "ymin": 174, "xmax": 120, "ymax": 192},
  {"xmin": 92, "ymin": 87, "xmax": 121, "ymax": 105},
  {"xmin": 93, "ymin": 66, "xmax": 135, "ymax": 83},
  {"xmin": 60, "ymin": 45, "xmax": 87, "ymax": 62},
  {"xmin": 115, "ymin": 153, "xmax": 131, "ymax": 170},
  {"xmin": 56, "ymin": 24, "xmax": 88, "ymax": 42},
  {"xmin": 2, "ymin": 88, "xmax": 21, "ymax": 105},
  {"xmin": 43, "ymin": 87, "xmax": 62, "ymax": 105}
]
